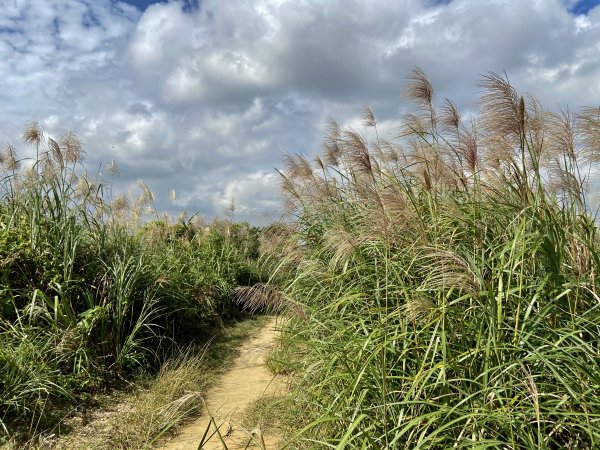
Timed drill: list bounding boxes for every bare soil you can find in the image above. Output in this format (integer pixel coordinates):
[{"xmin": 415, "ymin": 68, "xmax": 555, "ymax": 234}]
[{"xmin": 158, "ymin": 316, "xmax": 287, "ymax": 450}]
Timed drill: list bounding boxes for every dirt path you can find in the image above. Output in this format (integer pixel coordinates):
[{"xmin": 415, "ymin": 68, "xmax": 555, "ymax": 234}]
[{"xmin": 159, "ymin": 316, "xmax": 286, "ymax": 450}]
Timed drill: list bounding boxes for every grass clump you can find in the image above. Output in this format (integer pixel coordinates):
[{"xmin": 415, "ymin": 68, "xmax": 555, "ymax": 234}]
[{"xmin": 269, "ymin": 68, "xmax": 600, "ymax": 448}]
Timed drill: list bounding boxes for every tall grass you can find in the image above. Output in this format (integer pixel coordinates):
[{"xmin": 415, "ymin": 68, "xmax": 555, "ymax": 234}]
[
  {"xmin": 0, "ymin": 124, "xmax": 264, "ymax": 442},
  {"xmin": 271, "ymin": 68, "xmax": 600, "ymax": 448}
]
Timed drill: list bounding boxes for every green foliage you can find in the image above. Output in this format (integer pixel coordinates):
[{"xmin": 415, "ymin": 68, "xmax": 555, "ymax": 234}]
[
  {"xmin": 0, "ymin": 323, "xmax": 68, "ymax": 434},
  {"xmin": 0, "ymin": 124, "xmax": 265, "ymax": 441},
  {"xmin": 272, "ymin": 70, "xmax": 600, "ymax": 448}
]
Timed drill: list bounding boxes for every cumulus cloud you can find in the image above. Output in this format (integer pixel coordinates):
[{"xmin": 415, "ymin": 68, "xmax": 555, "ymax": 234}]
[
  {"xmin": 1, "ymin": 0, "xmax": 600, "ymax": 224},
  {"xmin": 213, "ymin": 170, "xmax": 281, "ymax": 222}
]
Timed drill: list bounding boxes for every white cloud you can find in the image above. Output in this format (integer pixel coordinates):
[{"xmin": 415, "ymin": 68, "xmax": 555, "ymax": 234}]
[
  {"xmin": 214, "ymin": 170, "xmax": 281, "ymax": 222},
  {"xmin": 1, "ymin": 0, "xmax": 600, "ymax": 223},
  {"xmin": 130, "ymin": 2, "xmax": 190, "ymax": 66}
]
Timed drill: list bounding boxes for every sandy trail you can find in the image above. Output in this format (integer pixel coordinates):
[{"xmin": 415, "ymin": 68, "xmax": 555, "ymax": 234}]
[{"xmin": 159, "ymin": 317, "xmax": 286, "ymax": 450}]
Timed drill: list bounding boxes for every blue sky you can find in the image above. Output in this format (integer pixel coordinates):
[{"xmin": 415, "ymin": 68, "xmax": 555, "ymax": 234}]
[
  {"xmin": 122, "ymin": 0, "xmax": 199, "ymax": 12},
  {"xmin": 1, "ymin": 0, "xmax": 600, "ymax": 224},
  {"xmin": 122, "ymin": 0, "xmax": 600, "ymax": 14},
  {"xmin": 569, "ymin": 0, "xmax": 600, "ymax": 14},
  {"xmin": 124, "ymin": 0, "xmax": 158, "ymax": 10}
]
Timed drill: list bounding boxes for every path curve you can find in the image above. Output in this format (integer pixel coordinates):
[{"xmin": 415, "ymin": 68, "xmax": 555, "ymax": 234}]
[{"xmin": 159, "ymin": 317, "xmax": 286, "ymax": 450}]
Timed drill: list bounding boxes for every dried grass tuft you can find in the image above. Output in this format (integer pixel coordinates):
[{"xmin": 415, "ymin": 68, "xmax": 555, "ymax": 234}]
[
  {"xmin": 323, "ymin": 119, "xmax": 342, "ymax": 166},
  {"xmin": 577, "ymin": 106, "xmax": 600, "ymax": 163},
  {"xmin": 235, "ymin": 284, "xmax": 284, "ymax": 313},
  {"xmin": 0, "ymin": 144, "xmax": 19, "ymax": 171},
  {"xmin": 406, "ymin": 66, "xmax": 434, "ymax": 111},
  {"xmin": 22, "ymin": 122, "xmax": 44, "ymax": 148},
  {"xmin": 478, "ymin": 72, "xmax": 524, "ymax": 143},
  {"xmin": 60, "ymin": 132, "xmax": 84, "ymax": 164}
]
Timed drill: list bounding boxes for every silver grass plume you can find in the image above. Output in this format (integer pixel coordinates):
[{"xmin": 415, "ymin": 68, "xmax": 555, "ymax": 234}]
[
  {"xmin": 23, "ymin": 122, "xmax": 44, "ymax": 148},
  {"xmin": 0, "ymin": 144, "xmax": 18, "ymax": 171},
  {"xmin": 60, "ymin": 132, "xmax": 84, "ymax": 164}
]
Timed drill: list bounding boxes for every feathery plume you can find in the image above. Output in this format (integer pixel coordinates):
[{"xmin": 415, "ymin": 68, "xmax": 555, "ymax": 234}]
[
  {"xmin": 111, "ymin": 193, "xmax": 129, "ymax": 213},
  {"xmin": 461, "ymin": 131, "xmax": 478, "ymax": 173},
  {"xmin": 343, "ymin": 128, "xmax": 373, "ymax": 176},
  {"xmin": 400, "ymin": 295, "xmax": 437, "ymax": 323},
  {"xmin": 60, "ymin": 132, "xmax": 84, "ymax": 164},
  {"xmin": 137, "ymin": 180, "xmax": 154, "ymax": 205},
  {"xmin": 406, "ymin": 66, "xmax": 434, "ymax": 110},
  {"xmin": 0, "ymin": 144, "xmax": 18, "ymax": 171},
  {"xmin": 323, "ymin": 220, "xmax": 361, "ymax": 270},
  {"xmin": 478, "ymin": 72, "xmax": 524, "ymax": 142},
  {"xmin": 362, "ymin": 106, "xmax": 377, "ymax": 128},
  {"xmin": 234, "ymin": 284, "xmax": 284, "ymax": 313},
  {"xmin": 577, "ymin": 106, "xmax": 600, "ymax": 163},
  {"xmin": 283, "ymin": 153, "xmax": 314, "ymax": 180},
  {"xmin": 75, "ymin": 175, "xmax": 98, "ymax": 201},
  {"xmin": 23, "ymin": 122, "xmax": 44, "ymax": 148},
  {"xmin": 323, "ymin": 119, "xmax": 342, "ymax": 166},
  {"xmin": 48, "ymin": 137, "xmax": 64, "ymax": 169},
  {"xmin": 41, "ymin": 152, "xmax": 57, "ymax": 180},
  {"xmin": 401, "ymin": 113, "xmax": 430, "ymax": 137},
  {"xmin": 440, "ymin": 98, "xmax": 461, "ymax": 131}
]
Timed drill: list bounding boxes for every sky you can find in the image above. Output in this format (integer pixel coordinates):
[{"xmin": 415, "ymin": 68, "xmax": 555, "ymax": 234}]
[{"xmin": 1, "ymin": 0, "xmax": 600, "ymax": 225}]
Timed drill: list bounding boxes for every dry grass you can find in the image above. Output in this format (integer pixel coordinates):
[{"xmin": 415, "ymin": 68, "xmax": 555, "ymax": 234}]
[
  {"xmin": 234, "ymin": 284, "xmax": 284, "ymax": 313},
  {"xmin": 38, "ymin": 351, "xmax": 206, "ymax": 450}
]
